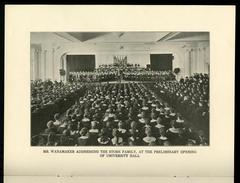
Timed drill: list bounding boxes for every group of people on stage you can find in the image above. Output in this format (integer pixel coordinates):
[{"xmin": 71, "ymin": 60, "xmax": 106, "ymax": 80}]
[
  {"xmin": 69, "ymin": 71, "xmax": 117, "ymax": 82},
  {"xmin": 123, "ymin": 70, "xmax": 175, "ymax": 81},
  {"xmin": 154, "ymin": 73, "xmax": 209, "ymax": 128},
  {"xmin": 32, "ymin": 82, "xmax": 208, "ymax": 146},
  {"xmin": 31, "ymin": 80, "xmax": 84, "ymax": 113},
  {"xmin": 69, "ymin": 69, "xmax": 175, "ymax": 82}
]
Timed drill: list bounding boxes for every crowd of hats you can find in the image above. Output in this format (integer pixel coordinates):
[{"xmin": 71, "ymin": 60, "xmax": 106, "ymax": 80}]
[
  {"xmin": 31, "ymin": 80, "xmax": 84, "ymax": 113},
  {"xmin": 32, "ymin": 82, "xmax": 208, "ymax": 146},
  {"xmin": 154, "ymin": 73, "xmax": 209, "ymax": 127}
]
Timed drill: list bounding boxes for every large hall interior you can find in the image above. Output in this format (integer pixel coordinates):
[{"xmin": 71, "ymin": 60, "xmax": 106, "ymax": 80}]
[{"xmin": 31, "ymin": 32, "xmax": 210, "ymax": 146}]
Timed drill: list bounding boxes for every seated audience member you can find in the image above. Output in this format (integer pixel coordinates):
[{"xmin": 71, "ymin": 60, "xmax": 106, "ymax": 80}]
[
  {"xmin": 58, "ymin": 119, "xmax": 68, "ymax": 133},
  {"xmin": 129, "ymin": 121, "xmax": 140, "ymax": 136},
  {"xmin": 77, "ymin": 127, "xmax": 90, "ymax": 146},
  {"xmin": 174, "ymin": 128, "xmax": 188, "ymax": 146},
  {"xmin": 76, "ymin": 121, "xmax": 83, "ymax": 135},
  {"xmin": 45, "ymin": 121, "xmax": 57, "ymax": 134},
  {"xmin": 89, "ymin": 121, "xmax": 99, "ymax": 134},
  {"xmin": 155, "ymin": 117, "xmax": 165, "ymax": 128},
  {"xmin": 38, "ymin": 135, "xmax": 46, "ymax": 146},
  {"xmin": 187, "ymin": 139, "xmax": 197, "ymax": 146},
  {"xmin": 88, "ymin": 121, "xmax": 100, "ymax": 145},
  {"xmin": 196, "ymin": 130, "xmax": 208, "ymax": 146},
  {"xmin": 82, "ymin": 115, "xmax": 91, "ymax": 128},
  {"xmin": 59, "ymin": 129, "xmax": 71, "ymax": 146},
  {"xmin": 163, "ymin": 110, "xmax": 171, "ymax": 129},
  {"xmin": 53, "ymin": 113, "xmax": 61, "ymax": 127},
  {"xmin": 169, "ymin": 108, "xmax": 176, "ymax": 117},
  {"xmin": 143, "ymin": 127, "xmax": 156, "ymax": 146},
  {"xmin": 175, "ymin": 114, "xmax": 185, "ymax": 128},
  {"xmin": 182, "ymin": 123, "xmax": 195, "ymax": 140},
  {"xmin": 141, "ymin": 118, "xmax": 152, "ymax": 137},
  {"xmin": 70, "ymin": 114, "xmax": 78, "ymax": 128},
  {"xmin": 125, "ymin": 115, "xmax": 133, "ymax": 129},
  {"xmin": 97, "ymin": 128, "xmax": 111, "ymax": 146},
  {"xmin": 67, "ymin": 123, "xmax": 77, "ymax": 137},
  {"xmin": 111, "ymin": 128, "xmax": 124, "ymax": 146},
  {"xmin": 105, "ymin": 121, "xmax": 113, "ymax": 138},
  {"xmin": 117, "ymin": 121, "xmax": 127, "ymax": 141},
  {"xmin": 31, "ymin": 135, "xmax": 42, "ymax": 146},
  {"xmin": 153, "ymin": 117, "xmax": 165, "ymax": 137},
  {"xmin": 157, "ymin": 127, "xmax": 169, "ymax": 145},
  {"xmin": 46, "ymin": 132, "xmax": 58, "ymax": 146},
  {"xmin": 128, "ymin": 128, "xmax": 141, "ymax": 146},
  {"xmin": 166, "ymin": 120, "xmax": 181, "ymax": 145}
]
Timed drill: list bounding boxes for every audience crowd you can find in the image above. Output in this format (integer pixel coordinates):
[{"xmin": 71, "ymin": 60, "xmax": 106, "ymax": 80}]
[
  {"xmin": 31, "ymin": 82, "xmax": 209, "ymax": 146},
  {"xmin": 154, "ymin": 73, "xmax": 209, "ymax": 128},
  {"xmin": 31, "ymin": 80, "xmax": 84, "ymax": 113}
]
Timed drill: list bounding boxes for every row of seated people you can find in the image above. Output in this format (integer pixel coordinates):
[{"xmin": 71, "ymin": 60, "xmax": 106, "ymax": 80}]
[
  {"xmin": 69, "ymin": 70, "xmax": 175, "ymax": 82},
  {"xmin": 31, "ymin": 80, "xmax": 84, "ymax": 113},
  {"xmin": 123, "ymin": 70, "xmax": 175, "ymax": 81},
  {"xmin": 69, "ymin": 71, "xmax": 117, "ymax": 82},
  {"xmin": 97, "ymin": 63, "xmax": 142, "ymax": 73},
  {"xmin": 32, "ymin": 82, "xmax": 208, "ymax": 146},
  {"xmin": 154, "ymin": 73, "xmax": 209, "ymax": 128}
]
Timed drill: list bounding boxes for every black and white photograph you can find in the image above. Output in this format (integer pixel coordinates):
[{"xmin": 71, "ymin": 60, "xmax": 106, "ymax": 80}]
[{"xmin": 30, "ymin": 32, "xmax": 210, "ymax": 146}]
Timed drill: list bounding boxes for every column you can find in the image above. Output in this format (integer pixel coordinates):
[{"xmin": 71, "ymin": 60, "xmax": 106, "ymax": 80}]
[
  {"xmin": 38, "ymin": 49, "xmax": 42, "ymax": 80},
  {"xmin": 196, "ymin": 48, "xmax": 200, "ymax": 73},
  {"xmin": 191, "ymin": 48, "xmax": 196, "ymax": 75},
  {"xmin": 202, "ymin": 46, "xmax": 207, "ymax": 74},
  {"xmin": 64, "ymin": 54, "xmax": 68, "ymax": 82},
  {"xmin": 60, "ymin": 53, "xmax": 66, "ymax": 82},
  {"xmin": 52, "ymin": 48, "xmax": 55, "ymax": 80},
  {"xmin": 197, "ymin": 47, "xmax": 202, "ymax": 73},
  {"xmin": 30, "ymin": 47, "xmax": 35, "ymax": 80},
  {"xmin": 205, "ymin": 46, "xmax": 210, "ymax": 74},
  {"xmin": 34, "ymin": 49, "xmax": 39, "ymax": 80},
  {"xmin": 184, "ymin": 48, "xmax": 190, "ymax": 76},
  {"xmin": 43, "ymin": 50, "xmax": 47, "ymax": 80},
  {"xmin": 189, "ymin": 49, "xmax": 193, "ymax": 76}
]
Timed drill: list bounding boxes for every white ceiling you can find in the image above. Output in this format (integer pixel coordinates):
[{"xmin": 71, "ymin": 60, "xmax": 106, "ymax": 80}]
[
  {"xmin": 76, "ymin": 32, "xmax": 170, "ymax": 43},
  {"xmin": 31, "ymin": 32, "xmax": 209, "ymax": 45}
]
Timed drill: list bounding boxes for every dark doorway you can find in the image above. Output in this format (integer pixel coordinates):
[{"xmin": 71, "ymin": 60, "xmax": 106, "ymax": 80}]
[
  {"xmin": 67, "ymin": 55, "xmax": 96, "ymax": 72},
  {"xmin": 150, "ymin": 54, "xmax": 173, "ymax": 71}
]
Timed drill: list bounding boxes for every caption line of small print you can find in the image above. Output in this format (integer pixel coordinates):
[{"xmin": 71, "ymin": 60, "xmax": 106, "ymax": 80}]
[{"xmin": 43, "ymin": 149, "xmax": 197, "ymax": 157}]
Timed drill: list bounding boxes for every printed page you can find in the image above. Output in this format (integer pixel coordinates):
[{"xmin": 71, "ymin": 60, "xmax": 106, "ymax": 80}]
[{"xmin": 4, "ymin": 5, "xmax": 235, "ymax": 180}]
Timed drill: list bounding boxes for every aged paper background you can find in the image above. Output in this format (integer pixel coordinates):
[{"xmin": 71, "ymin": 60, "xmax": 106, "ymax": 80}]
[{"xmin": 4, "ymin": 5, "xmax": 235, "ymax": 179}]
